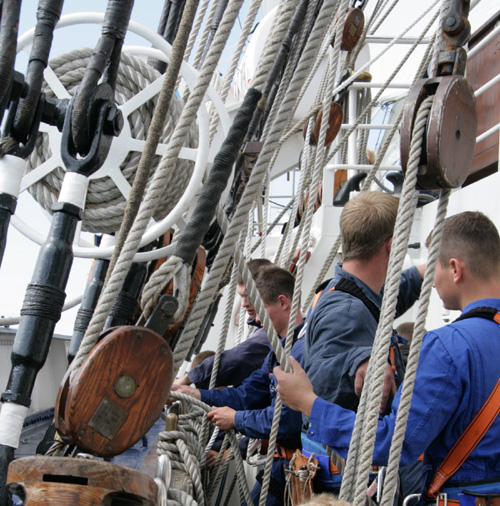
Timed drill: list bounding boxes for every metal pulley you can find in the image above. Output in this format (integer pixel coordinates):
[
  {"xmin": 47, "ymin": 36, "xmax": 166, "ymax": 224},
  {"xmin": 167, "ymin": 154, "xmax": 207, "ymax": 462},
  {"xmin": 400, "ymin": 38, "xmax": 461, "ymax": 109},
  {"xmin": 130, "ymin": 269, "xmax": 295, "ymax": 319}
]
[
  {"xmin": 7, "ymin": 457, "xmax": 157, "ymax": 505},
  {"xmin": 55, "ymin": 295, "xmax": 177, "ymax": 457},
  {"xmin": 400, "ymin": 75, "xmax": 477, "ymax": 190}
]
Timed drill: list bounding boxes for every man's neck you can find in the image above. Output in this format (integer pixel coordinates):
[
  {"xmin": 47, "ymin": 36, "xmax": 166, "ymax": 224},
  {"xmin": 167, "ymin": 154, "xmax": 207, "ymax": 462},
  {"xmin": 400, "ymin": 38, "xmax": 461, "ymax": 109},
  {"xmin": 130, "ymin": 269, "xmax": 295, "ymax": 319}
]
[
  {"xmin": 276, "ymin": 310, "xmax": 304, "ymax": 337},
  {"xmin": 342, "ymin": 256, "xmax": 387, "ymax": 294},
  {"xmin": 458, "ymin": 278, "xmax": 500, "ymax": 311}
]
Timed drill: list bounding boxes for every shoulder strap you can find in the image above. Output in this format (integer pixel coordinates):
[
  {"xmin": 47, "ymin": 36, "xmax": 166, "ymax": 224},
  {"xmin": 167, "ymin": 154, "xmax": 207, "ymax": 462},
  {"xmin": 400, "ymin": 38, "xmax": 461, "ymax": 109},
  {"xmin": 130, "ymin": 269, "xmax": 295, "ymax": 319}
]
[
  {"xmin": 427, "ymin": 309, "xmax": 500, "ymax": 498},
  {"xmin": 311, "ymin": 277, "xmax": 380, "ymax": 323},
  {"xmin": 454, "ymin": 306, "xmax": 500, "ymax": 324}
]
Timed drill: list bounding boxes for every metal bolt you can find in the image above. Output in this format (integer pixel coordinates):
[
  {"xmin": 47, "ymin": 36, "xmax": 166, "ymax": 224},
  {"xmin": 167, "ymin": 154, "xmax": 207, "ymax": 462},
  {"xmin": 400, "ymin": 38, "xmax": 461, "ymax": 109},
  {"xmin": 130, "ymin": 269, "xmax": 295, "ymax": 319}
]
[
  {"xmin": 104, "ymin": 106, "xmax": 124, "ymax": 137},
  {"xmin": 114, "ymin": 375, "xmax": 136, "ymax": 398},
  {"xmin": 445, "ymin": 16, "xmax": 457, "ymax": 28}
]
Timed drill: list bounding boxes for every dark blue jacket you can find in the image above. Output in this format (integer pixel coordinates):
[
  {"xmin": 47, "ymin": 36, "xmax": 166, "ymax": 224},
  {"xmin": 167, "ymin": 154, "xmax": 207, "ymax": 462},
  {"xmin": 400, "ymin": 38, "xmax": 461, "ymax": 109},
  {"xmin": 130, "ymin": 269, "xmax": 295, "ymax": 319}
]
[
  {"xmin": 200, "ymin": 324, "xmax": 305, "ymax": 450},
  {"xmin": 304, "ymin": 265, "xmax": 422, "ymax": 411},
  {"xmin": 188, "ymin": 322, "xmax": 270, "ymax": 389}
]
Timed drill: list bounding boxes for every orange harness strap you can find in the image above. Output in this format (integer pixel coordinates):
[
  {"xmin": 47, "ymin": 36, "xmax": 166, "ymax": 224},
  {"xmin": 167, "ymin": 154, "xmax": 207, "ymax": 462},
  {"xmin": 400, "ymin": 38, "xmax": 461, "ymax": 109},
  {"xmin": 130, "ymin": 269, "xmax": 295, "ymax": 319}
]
[
  {"xmin": 427, "ymin": 308, "xmax": 500, "ymax": 498},
  {"xmin": 427, "ymin": 375, "xmax": 500, "ymax": 498},
  {"xmin": 312, "ymin": 286, "xmax": 335, "ymax": 310}
]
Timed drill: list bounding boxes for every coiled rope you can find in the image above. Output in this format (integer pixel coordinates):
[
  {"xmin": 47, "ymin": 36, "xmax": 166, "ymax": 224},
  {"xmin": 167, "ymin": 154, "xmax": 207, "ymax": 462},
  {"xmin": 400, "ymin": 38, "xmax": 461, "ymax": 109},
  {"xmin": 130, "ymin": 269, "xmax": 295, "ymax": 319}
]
[{"xmin": 26, "ymin": 49, "xmax": 197, "ymax": 235}]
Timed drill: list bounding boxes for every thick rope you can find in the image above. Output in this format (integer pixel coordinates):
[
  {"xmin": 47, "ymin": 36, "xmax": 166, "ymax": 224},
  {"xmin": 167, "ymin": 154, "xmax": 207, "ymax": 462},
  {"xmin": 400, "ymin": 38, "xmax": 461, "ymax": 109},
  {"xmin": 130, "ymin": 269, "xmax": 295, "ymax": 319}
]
[
  {"xmin": 105, "ymin": 0, "xmax": 200, "ymax": 280},
  {"xmin": 27, "ymin": 49, "xmax": 196, "ymax": 234},
  {"xmin": 71, "ymin": 0, "xmax": 246, "ymax": 381},
  {"xmin": 379, "ymin": 190, "xmax": 450, "ymax": 506},
  {"xmin": 260, "ymin": 6, "xmax": 350, "ymax": 498},
  {"xmin": 340, "ymin": 95, "xmax": 434, "ymax": 505},
  {"xmin": 184, "ymin": 0, "xmax": 211, "ymax": 64},
  {"xmin": 140, "ymin": 86, "xmax": 262, "ymax": 317},
  {"xmin": 169, "ymin": 391, "xmax": 254, "ymax": 505},
  {"xmin": 167, "ymin": 0, "xmax": 317, "ymax": 377},
  {"xmin": 208, "ymin": 0, "xmax": 263, "ymax": 140}
]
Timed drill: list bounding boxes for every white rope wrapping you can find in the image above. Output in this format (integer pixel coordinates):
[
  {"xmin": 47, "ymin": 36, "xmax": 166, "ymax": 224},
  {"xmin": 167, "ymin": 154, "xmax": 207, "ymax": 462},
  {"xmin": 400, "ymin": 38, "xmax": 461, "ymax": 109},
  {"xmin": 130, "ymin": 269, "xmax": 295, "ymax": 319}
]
[
  {"xmin": 0, "ymin": 155, "xmax": 25, "ymax": 197},
  {"xmin": 27, "ymin": 49, "xmax": 196, "ymax": 234},
  {"xmin": 57, "ymin": 172, "xmax": 89, "ymax": 209},
  {"xmin": 339, "ymin": 95, "xmax": 434, "ymax": 505},
  {"xmin": 379, "ymin": 190, "xmax": 450, "ymax": 506},
  {"xmin": 0, "ymin": 403, "xmax": 29, "ymax": 448},
  {"xmin": 71, "ymin": 0, "xmax": 246, "ymax": 381}
]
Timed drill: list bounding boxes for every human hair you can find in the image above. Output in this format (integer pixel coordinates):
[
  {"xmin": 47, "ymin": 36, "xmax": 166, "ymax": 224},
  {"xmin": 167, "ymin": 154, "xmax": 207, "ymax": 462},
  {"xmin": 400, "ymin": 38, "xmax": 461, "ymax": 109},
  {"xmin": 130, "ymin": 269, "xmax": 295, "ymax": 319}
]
[
  {"xmin": 236, "ymin": 258, "xmax": 273, "ymax": 285},
  {"xmin": 254, "ymin": 265, "xmax": 295, "ymax": 305},
  {"xmin": 191, "ymin": 350, "xmax": 215, "ymax": 369},
  {"xmin": 300, "ymin": 494, "xmax": 353, "ymax": 506},
  {"xmin": 438, "ymin": 211, "xmax": 500, "ymax": 279},
  {"xmin": 340, "ymin": 191, "xmax": 399, "ymax": 261}
]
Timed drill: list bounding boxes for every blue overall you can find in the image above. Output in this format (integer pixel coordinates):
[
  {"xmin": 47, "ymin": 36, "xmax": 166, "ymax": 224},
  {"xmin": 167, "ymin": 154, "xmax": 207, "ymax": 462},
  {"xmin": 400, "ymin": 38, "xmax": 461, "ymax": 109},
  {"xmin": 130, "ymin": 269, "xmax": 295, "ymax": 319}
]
[{"xmin": 306, "ymin": 299, "xmax": 500, "ymax": 500}]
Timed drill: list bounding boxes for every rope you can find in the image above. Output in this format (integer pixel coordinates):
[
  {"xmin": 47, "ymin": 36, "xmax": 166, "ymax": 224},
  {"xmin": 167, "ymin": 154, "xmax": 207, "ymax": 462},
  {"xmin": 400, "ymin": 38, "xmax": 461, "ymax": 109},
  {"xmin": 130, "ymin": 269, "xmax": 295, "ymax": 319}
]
[
  {"xmin": 27, "ymin": 49, "xmax": 196, "ymax": 234},
  {"xmin": 208, "ymin": 0, "xmax": 263, "ymax": 140},
  {"xmin": 70, "ymin": 0, "xmax": 246, "ymax": 381},
  {"xmin": 340, "ymin": 95, "xmax": 434, "ymax": 505},
  {"xmin": 169, "ymin": 391, "xmax": 254, "ymax": 505},
  {"xmin": 379, "ymin": 190, "xmax": 450, "ymax": 506},
  {"xmin": 105, "ymin": 0, "xmax": 200, "ymax": 281},
  {"xmin": 140, "ymin": 87, "xmax": 262, "ymax": 318}
]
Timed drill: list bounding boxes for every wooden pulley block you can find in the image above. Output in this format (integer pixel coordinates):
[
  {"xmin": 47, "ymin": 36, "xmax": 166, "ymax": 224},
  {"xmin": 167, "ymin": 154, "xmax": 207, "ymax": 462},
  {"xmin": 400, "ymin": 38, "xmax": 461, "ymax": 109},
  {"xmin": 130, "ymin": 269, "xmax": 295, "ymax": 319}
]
[
  {"xmin": 400, "ymin": 75, "xmax": 477, "ymax": 190},
  {"xmin": 341, "ymin": 8, "xmax": 365, "ymax": 51},
  {"xmin": 305, "ymin": 101, "xmax": 343, "ymax": 147},
  {"xmin": 154, "ymin": 246, "xmax": 206, "ymax": 339},
  {"xmin": 55, "ymin": 325, "xmax": 173, "ymax": 457},
  {"xmin": 7, "ymin": 456, "xmax": 157, "ymax": 505}
]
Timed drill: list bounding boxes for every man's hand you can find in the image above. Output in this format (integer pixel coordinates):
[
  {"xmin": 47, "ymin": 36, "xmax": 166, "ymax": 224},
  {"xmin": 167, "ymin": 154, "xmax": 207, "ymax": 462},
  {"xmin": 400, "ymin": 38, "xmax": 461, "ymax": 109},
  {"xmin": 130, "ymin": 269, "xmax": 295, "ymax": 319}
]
[
  {"xmin": 354, "ymin": 359, "xmax": 397, "ymax": 413},
  {"xmin": 207, "ymin": 406, "xmax": 236, "ymax": 431},
  {"xmin": 206, "ymin": 448, "xmax": 231, "ymax": 468},
  {"xmin": 173, "ymin": 374, "xmax": 192, "ymax": 386},
  {"xmin": 170, "ymin": 383, "xmax": 201, "ymax": 401},
  {"xmin": 273, "ymin": 356, "xmax": 317, "ymax": 417}
]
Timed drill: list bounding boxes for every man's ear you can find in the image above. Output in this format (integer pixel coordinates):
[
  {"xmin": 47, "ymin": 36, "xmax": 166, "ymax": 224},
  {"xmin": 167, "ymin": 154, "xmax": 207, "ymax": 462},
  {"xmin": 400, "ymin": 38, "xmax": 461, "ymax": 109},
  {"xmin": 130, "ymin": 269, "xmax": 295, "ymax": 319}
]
[
  {"xmin": 385, "ymin": 237, "xmax": 393, "ymax": 254},
  {"xmin": 449, "ymin": 258, "xmax": 464, "ymax": 283},
  {"xmin": 277, "ymin": 294, "xmax": 290, "ymax": 310}
]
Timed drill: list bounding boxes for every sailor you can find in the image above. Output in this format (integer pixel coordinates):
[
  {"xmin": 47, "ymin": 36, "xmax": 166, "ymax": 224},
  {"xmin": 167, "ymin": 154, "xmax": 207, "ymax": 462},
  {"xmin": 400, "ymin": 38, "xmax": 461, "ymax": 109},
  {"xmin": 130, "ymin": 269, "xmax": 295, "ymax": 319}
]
[
  {"xmin": 275, "ymin": 211, "xmax": 500, "ymax": 505},
  {"xmin": 172, "ymin": 265, "xmax": 305, "ymax": 506},
  {"xmin": 174, "ymin": 258, "xmax": 273, "ymax": 389},
  {"xmin": 300, "ymin": 191, "xmax": 424, "ymax": 494}
]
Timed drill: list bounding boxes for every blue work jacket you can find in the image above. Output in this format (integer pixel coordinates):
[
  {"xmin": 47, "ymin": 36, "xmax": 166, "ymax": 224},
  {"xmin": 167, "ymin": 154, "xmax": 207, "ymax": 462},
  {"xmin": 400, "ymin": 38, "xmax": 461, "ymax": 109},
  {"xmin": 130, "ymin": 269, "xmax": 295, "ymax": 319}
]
[
  {"xmin": 307, "ymin": 298, "xmax": 500, "ymax": 496},
  {"xmin": 200, "ymin": 324, "xmax": 305, "ymax": 450},
  {"xmin": 304, "ymin": 265, "xmax": 422, "ymax": 411}
]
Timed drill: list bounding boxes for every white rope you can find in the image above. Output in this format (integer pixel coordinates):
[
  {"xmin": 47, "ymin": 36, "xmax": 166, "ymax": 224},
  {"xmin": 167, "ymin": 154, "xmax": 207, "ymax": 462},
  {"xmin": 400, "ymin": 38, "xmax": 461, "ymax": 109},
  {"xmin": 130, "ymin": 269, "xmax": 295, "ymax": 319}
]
[
  {"xmin": 340, "ymin": 95, "xmax": 434, "ymax": 505},
  {"xmin": 379, "ymin": 190, "xmax": 450, "ymax": 506}
]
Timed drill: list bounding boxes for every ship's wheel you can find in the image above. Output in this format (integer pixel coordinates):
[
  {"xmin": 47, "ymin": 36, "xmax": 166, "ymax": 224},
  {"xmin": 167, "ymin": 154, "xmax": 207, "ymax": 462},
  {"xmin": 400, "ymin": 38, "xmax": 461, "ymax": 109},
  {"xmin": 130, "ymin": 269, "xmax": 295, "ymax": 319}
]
[{"xmin": 11, "ymin": 12, "xmax": 232, "ymax": 262}]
